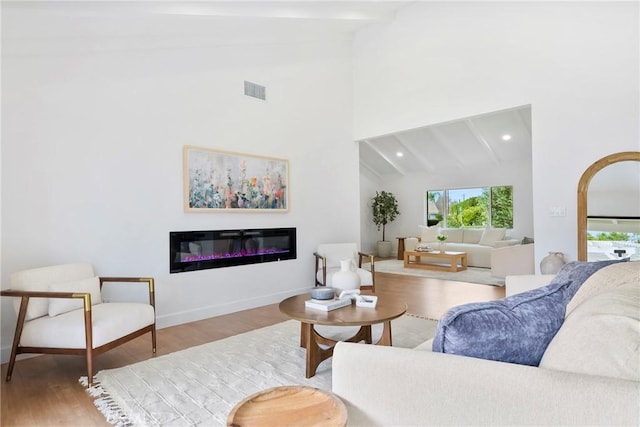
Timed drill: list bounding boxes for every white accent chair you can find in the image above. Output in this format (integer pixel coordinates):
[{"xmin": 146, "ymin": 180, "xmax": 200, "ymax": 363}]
[
  {"xmin": 314, "ymin": 243, "xmax": 376, "ymax": 292},
  {"xmin": 1, "ymin": 263, "xmax": 156, "ymax": 387}
]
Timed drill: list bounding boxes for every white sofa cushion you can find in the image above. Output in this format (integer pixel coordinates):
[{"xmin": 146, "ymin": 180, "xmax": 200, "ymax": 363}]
[
  {"xmin": 478, "ymin": 227, "xmax": 507, "ymax": 246},
  {"xmin": 419, "ymin": 225, "xmax": 439, "ymax": 243},
  {"xmin": 462, "ymin": 229, "xmax": 483, "ymax": 244},
  {"xmin": 10, "ymin": 263, "xmax": 95, "ymax": 321},
  {"xmin": 539, "ymin": 281, "xmax": 639, "ymax": 381},
  {"xmin": 566, "ymin": 261, "xmax": 640, "ymax": 316},
  {"xmin": 20, "ymin": 302, "xmax": 155, "ymax": 349},
  {"xmin": 442, "ymin": 228, "xmax": 463, "ymax": 243},
  {"xmin": 48, "ymin": 276, "xmax": 102, "ymax": 317}
]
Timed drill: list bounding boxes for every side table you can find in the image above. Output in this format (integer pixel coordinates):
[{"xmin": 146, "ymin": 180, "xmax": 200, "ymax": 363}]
[
  {"xmin": 396, "ymin": 237, "xmax": 406, "ymax": 260},
  {"xmin": 227, "ymin": 385, "xmax": 348, "ymax": 427}
]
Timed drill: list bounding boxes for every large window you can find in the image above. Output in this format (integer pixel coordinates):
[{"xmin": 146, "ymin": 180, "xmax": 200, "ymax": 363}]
[{"xmin": 426, "ymin": 186, "xmax": 513, "ymax": 229}]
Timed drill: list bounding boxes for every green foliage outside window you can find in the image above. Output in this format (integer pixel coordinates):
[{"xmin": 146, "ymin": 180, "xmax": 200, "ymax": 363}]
[
  {"xmin": 491, "ymin": 186, "xmax": 514, "ymax": 228},
  {"xmin": 426, "ymin": 186, "xmax": 513, "ymax": 229},
  {"xmin": 587, "ymin": 232, "xmax": 631, "ymax": 241}
]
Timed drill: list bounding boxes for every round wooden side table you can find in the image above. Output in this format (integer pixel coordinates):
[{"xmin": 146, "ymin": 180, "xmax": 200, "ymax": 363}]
[{"xmin": 227, "ymin": 385, "xmax": 347, "ymax": 427}]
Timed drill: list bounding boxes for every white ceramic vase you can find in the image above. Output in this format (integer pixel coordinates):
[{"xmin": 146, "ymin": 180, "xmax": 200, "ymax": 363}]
[
  {"xmin": 540, "ymin": 252, "xmax": 566, "ymax": 274},
  {"xmin": 332, "ymin": 259, "xmax": 361, "ymax": 294}
]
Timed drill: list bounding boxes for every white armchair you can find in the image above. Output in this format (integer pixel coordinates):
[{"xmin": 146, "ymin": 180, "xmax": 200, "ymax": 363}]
[
  {"xmin": 314, "ymin": 243, "xmax": 376, "ymax": 292},
  {"xmin": 1, "ymin": 263, "xmax": 156, "ymax": 387}
]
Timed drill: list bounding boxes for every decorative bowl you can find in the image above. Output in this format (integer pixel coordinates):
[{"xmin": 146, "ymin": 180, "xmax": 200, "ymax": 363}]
[{"xmin": 311, "ymin": 287, "xmax": 335, "ymax": 300}]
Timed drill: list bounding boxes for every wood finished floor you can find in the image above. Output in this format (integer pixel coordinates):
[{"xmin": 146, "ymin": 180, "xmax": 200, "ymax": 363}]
[{"xmin": 0, "ymin": 272, "xmax": 503, "ymax": 426}]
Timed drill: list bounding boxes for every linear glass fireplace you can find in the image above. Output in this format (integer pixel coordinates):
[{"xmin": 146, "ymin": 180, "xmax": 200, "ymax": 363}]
[{"xmin": 170, "ymin": 227, "xmax": 296, "ymax": 273}]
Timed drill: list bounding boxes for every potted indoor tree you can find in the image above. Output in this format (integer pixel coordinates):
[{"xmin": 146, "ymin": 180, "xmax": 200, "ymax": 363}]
[{"xmin": 371, "ymin": 190, "xmax": 400, "ymax": 257}]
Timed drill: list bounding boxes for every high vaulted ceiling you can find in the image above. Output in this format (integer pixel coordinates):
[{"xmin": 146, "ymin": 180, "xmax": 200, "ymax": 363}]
[
  {"xmin": 359, "ymin": 105, "xmax": 533, "ymax": 178},
  {"xmin": 2, "ymin": 1, "xmax": 410, "ymax": 41}
]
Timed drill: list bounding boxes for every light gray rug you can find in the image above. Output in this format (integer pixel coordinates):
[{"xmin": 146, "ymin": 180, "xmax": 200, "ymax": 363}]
[
  {"xmin": 81, "ymin": 316, "xmax": 437, "ymax": 426},
  {"xmin": 371, "ymin": 259, "xmax": 505, "ymax": 286}
]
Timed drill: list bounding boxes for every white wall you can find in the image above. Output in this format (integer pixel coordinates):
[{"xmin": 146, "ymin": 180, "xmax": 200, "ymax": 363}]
[
  {"xmin": 354, "ymin": 2, "xmax": 639, "ymax": 265},
  {"xmin": 359, "ymin": 166, "xmax": 384, "ymax": 254},
  {"xmin": 1, "ymin": 18, "xmax": 360, "ymax": 361}
]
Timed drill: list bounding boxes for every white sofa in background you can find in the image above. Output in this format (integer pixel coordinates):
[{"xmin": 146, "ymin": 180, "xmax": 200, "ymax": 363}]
[
  {"xmin": 332, "ymin": 261, "xmax": 640, "ymax": 426},
  {"xmin": 404, "ymin": 226, "xmax": 520, "ymax": 268}
]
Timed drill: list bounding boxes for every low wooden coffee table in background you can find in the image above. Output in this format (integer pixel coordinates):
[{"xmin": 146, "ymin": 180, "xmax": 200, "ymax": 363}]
[
  {"xmin": 279, "ymin": 293, "xmax": 407, "ymax": 378},
  {"xmin": 404, "ymin": 250, "xmax": 468, "ymax": 272},
  {"xmin": 227, "ymin": 385, "xmax": 347, "ymax": 427}
]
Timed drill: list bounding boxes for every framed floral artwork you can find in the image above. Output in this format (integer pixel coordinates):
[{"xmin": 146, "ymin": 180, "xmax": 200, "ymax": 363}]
[{"xmin": 183, "ymin": 146, "xmax": 289, "ymax": 212}]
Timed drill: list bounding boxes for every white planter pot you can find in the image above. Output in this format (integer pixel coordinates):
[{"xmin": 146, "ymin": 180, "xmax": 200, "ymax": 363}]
[{"xmin": 377, "ymin": 241, "xmax": 393, "ymax": 258}]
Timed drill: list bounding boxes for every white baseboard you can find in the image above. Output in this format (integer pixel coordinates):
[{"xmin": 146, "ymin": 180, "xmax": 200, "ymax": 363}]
[{"xmin": 155, "ymin": 289, "xmax": 302, "ymax": 329}]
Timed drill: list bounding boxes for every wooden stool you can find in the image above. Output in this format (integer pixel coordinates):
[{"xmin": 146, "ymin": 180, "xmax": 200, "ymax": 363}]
[
  {"xmin": 227, "ymin": 385, "xmax": 348, "ymax": 427},
  {"xmin": 396, "ymin": 237, "xmax": 406, "ymax": 260}
]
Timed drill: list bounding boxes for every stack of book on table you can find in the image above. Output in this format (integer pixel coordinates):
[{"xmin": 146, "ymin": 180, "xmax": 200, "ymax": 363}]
[{"xmin": 305, "ymin": 297, "xmax": 351, "ymax": 312}]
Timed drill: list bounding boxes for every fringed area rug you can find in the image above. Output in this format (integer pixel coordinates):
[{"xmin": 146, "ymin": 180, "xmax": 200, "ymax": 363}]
[
  {"xmin": 370, "ymin": 259, "xmax": 505, "ymax": 286},
  {"xmin": 81, "ymin": 316, "xmax": 437, "ymax": 426}
]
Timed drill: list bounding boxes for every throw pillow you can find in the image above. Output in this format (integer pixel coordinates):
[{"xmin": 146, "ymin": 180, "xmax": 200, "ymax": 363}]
[
  {"xmin": 565, "ymin": 261, "xmax": 638, "ymax": 317},
  {"xmin": 462, "ymin": 228, "xmax": 483, "ymax": 244},
  {"xmin": 48, "ymin": 276, "xmax": 102, "ymax": 317},
  {"xmin": 551, "ymin": 258, "xmax": 629, "ymax": 308},
  {"xmin": 478, "ymin": 227, "xmax": 506, "ymax": 246},
  {"xmin": 431, "ymin": 258, "xmax": 629, "ymax": 366},
  {"xmin": 418, "ymin": 225, "xmax": 439, "ymax": 243},
  {"xmin": 539, "ymin": 282, "xmax": 639, "ymax": 381},
  {"xmin": 432, "ymin": 279, "xmax": 573, "ymax": 366},
  {"xmin": 442, "ymin": 228, "xmax": 463, "ymax": 243}
]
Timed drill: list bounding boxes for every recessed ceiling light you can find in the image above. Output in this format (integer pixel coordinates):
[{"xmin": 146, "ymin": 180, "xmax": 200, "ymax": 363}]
[
  {"xmin": 396, "ymin": 152, "xmax": 404, "ymax": 157},
  {"xmin": 502, "ymin": 134, "xmax": 512, "ymax": 141}
]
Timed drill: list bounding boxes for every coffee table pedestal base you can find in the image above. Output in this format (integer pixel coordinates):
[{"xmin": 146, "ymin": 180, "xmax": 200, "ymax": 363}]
[{"xmin": 301, "ymin": 321, "xmax": 393, "ymax": 378}]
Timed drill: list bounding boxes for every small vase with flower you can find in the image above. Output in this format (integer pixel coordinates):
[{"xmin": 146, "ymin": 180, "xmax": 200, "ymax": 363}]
[{"xmin": 437, "ymin": 234, "xmax": 447, "ymax": 253}]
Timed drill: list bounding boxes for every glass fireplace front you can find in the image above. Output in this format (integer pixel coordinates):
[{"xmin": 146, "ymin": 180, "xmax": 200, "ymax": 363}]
[{"xmin": 170, "ymin": 227, "xmax": 296, "ymax": 273}]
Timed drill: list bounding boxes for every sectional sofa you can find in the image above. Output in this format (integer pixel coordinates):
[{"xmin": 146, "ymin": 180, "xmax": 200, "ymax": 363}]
[
  {"xmin": 405, "ymin": 225, "xmax": 521, "ymax": 268},
  {"xmin": 332, "ymin": 260, "xmax": 639, "ymax": 426}
]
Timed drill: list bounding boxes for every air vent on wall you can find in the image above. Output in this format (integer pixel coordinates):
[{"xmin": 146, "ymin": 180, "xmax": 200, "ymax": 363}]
[{"xmin": 244, "ymin": 80, "xmax": 266, "ymax": 100}]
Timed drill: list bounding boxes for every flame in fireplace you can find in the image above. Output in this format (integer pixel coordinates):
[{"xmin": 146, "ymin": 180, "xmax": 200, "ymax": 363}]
[{"xmin": 181, "ymin": 248, "xmax": 289, "ymax": 263}]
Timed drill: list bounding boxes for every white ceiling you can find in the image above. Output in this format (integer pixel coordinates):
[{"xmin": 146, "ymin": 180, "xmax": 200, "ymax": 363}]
[
  {"xmin": 359, "ymin": 105, "xmax": 533, "ymax": 178},
  {"xmin": 1, "ymin": 1, "xmax": 410, "ymax": 40},
  {"xmin": 4, "ymin": 2, "xmax": 635, "ymax": 193}
]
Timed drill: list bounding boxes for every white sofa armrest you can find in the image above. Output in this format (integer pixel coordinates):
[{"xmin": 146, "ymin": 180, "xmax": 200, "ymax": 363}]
[
  {"xmin": 332, "ymin": 342, "xmax": 639, "ymax": 426},
  {"xmin": 404, "ymin": 237, "xmax": 419, "ymax": 252},
  {"xmin": 493, "ymin": 238, "xmax": 520, "ymax": 248},
  {"xmin": 505, "ymin": 273, "xmax": 556, "ymax": 296},
  {"xmin": 490, "ymin": 243, "xmax": 535, "ymax": 279}
]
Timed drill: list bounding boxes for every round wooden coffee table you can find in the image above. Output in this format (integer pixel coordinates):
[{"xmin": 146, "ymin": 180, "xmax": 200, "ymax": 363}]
[
  {"xmin": 227, "ymin": 385, "xmax": 347, "ymax": 427},
  {"xmin": 279, "ymin": 293, "xmax": 407, "ymax": 378}
]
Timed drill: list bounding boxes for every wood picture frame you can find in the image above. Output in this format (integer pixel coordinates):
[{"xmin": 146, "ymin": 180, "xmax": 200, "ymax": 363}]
[{"xmin": 183, "ymin": 145, "xmax": 289, "ymax": 213}]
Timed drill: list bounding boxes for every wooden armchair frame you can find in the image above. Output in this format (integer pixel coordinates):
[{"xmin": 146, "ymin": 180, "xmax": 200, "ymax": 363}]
[
  {"xmin": 313, "ymin": 251, "xmax": 376, "ymax": 292},
  {"xmin": 1, "ymin": 277, "xmax": 156, "ymax": 387}
]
